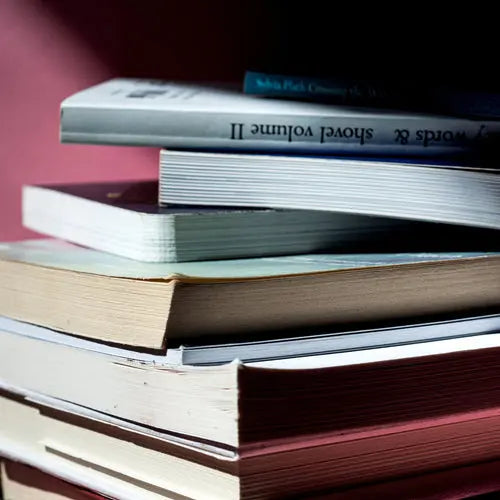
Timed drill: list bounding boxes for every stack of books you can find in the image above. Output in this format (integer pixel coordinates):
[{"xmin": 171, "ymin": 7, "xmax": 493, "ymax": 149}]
[{"xmin": 1, "ymin": 77, "xmax": 500, "ymax": 500}]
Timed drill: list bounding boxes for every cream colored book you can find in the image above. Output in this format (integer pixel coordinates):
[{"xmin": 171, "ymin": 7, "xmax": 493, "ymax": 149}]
[
  {"xmin": 1, "ymin": 319, "xmax": 500, "ymax": 447},
  {"xmin": 1, "ymin": 460, "xmax": 109, "ymax": 500},
  {"xmin": 1, "ymin": 387, "xmax": 500, "ymax": 499},
  {"xmin": 0, "ymin": 239, "xmax": 499, "ymax": 348}
]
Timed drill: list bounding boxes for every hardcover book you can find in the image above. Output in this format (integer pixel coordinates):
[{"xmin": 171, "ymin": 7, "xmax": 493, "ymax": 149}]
[{"xmin": 60, "ymin": 79, "xmax": 500, "ymax": 156}]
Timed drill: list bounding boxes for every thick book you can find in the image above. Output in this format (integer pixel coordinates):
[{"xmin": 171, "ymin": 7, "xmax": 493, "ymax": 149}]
[
  {"xmin": 2, "ymin": 430, "xmax": 500, "ymax": 500},
  {"xmin": 1, "ymin": 310, "xmax": 500, "ymax": 447},
  {"xmin": 1, "ymin": 331, "xmax": 500, "ymax": 496},
  {"xmin": 1, "ymin": 239, "xmax": 499, "ymax": 349},
  {"xmin": 4, "ymin": 460, "xmax": 500, "ymax": 500},
  {"xmin": 60, "ymin": 78, "xmax": 500, "ymax": 156},
  {"xmin": 1, "ymin": 460, "xmax": 105, "ymax": 500},
  {"xmin": 244, "ymin": 70, "xmax": 500, "ymax": 119},
  {"xmin": 159, "ymin": 150, "xmax": 500, "ymax": 229},
  {"xmin": 22, "ymin": 180, "xmax": 410, "ymax": 262}
]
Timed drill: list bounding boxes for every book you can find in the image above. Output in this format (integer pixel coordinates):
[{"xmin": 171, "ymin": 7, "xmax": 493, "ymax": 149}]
[
  {"xmin": 22, "ymin": 180, "xmax": 411, "ymax": 263},
  {"xmin": 3, "ymin": 461, "xmax": 500, "ymax": 500},
  {"xmin": 1, "ymin": 335, "xmax": 500, "ymax": 497},
  {"xmin": 1, "ymin": 239, "xmax": 499, "ymax": 348},
  {"xmin": 3, "ymin": 437, "xmax": 500, "ymax": 500},
  {"xmin": 3, "ymin": 313, "xmax": 499, "ymax": 366},
  {"xmin": 322, "ymin": 460, "xmax": 500, "ymax": 499},
  {"xmin": 159, "ymin": 150, "xmax": 500, "ymax": 229},
  {"xmin": 244, "ymin": 71, "xmax": 397, "ymax": 102},
  {"xmin": 1, "ymin": 317, "xmax": 500, "ymax": 447},
  {"xmin": 60, "ymin": 79, "xmax": 500, "ymax": 156},
  {"xmin": 244, "ymin": 70, "xmax": 500, "ymax": 119},
  {"xmin": 1, "ymin": 460, "xmax": 105, "ymax": 500}
]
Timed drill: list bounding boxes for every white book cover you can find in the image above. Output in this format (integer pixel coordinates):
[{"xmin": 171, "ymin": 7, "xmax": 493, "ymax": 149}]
[
  {"xmin": 60, "ymin": 79, "xmax": 500, "ymax": 155},
  {"xmin": 22, "ymin": 180, "xmax": 405, "ymax": 262}
]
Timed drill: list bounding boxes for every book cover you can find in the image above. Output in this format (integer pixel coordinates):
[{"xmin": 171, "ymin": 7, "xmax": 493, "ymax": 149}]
[
  {"xmin": 60, "ymin": 79, "xmax": 500, "ymax": 156},
  {"xmin": 2, "ymin": 312, "xmax": 499, "ymax": 366},
  {"xmin": 244, "ymin": 71, "xmax": 396, "ymax": 103},
  {"xmin": 2, "ymin": 238, "xmax": 496, "ymax": 280},
  {"xmin": 22, "ymin": 180, "xmax": 410, "ymax": 263}
]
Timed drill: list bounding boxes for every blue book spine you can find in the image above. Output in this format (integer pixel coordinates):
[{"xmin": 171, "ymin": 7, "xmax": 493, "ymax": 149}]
[
  {"xmin": 436, "ymin": 90, "xmax": 500, "ymax": 119},
  {"xmin": 244, "ymin": 71, "xmax": 364, "ymax": 101},
  {"xmin": 244, "ymin": 71, "xmax": 500, "ymax": 119}
]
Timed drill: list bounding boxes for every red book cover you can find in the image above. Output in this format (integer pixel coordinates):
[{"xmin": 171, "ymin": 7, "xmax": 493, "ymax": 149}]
[{"xmin": 1, "ymin": 460, "xmax": 105, "ymax": 500}]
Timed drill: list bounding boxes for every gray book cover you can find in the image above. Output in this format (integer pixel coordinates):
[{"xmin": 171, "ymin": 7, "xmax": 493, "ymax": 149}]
[{"xmin": 60, "ymin": 79, "xmax": 500, "ymax": 156}]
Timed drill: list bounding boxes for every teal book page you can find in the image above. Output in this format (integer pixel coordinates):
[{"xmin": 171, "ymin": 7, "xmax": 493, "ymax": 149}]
[{"xmin": 1, "ymin": 239, "xmax": 497, "ymax": 281}]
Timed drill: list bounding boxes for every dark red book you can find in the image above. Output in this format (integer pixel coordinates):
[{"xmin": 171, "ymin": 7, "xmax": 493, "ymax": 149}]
[
  {"xmin": 2, "ymin": 457, "xmax": 499, "ymax": 500},
  {"xmin": 1, "ymin": 460, "xmax": 105, "ymax": 499}
]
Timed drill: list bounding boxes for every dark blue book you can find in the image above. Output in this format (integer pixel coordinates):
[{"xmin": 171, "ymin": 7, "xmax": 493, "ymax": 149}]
[{"xmin": 244, "ymin": 71, "xmax": 500, "ymax": 119}]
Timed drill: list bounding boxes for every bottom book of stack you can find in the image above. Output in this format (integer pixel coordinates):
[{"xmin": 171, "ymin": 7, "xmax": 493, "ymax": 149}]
[
  {"xmin": 2, "ymin": 457, "xmax": 500, "ymax": 500},
  {"xmin": 1, "ymin": 460, "xmax": 500, "ymax": 500},
  {"xmin": 1, "ymin": 312, "xmax": 500, "ymax": 499}
]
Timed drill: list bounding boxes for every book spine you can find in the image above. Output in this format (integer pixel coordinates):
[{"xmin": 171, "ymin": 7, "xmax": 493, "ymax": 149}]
[
  {"xmin": 60, "ymin": 106, "xmax": 499, "ymax": 156},
  {"xmin": 244, "ymin": 71, "xmax": 500, "ymax": 119},
  {"xmin": 243, "ymin": 71, "xmax": 358, "ymax": 100},
  {"xmin": 434, "ymin": 89, "xmax": 500, "ymax": 119}
]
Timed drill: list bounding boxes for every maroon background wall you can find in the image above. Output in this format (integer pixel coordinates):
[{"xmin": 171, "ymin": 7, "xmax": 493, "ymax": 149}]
[
  {"xmin": 0, "ymin": 0, "xmax": 259, "ymax": 240},
  {"xmin": 1, "ymin": 1, "xmax": 496, "ymax": 241}
]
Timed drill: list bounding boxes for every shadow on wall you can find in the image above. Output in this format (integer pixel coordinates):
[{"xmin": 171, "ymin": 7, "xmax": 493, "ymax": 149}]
[
  {"xmin": 42, "ymin": 0, "xmax": 266, "ymax": 81},
  {"xmin": 0, "ymin": 0, "xmax": 266, "ymax": 240},
  {"xmin": 1, "ymin": 0, "xmax": 497, "ymax": 240}
]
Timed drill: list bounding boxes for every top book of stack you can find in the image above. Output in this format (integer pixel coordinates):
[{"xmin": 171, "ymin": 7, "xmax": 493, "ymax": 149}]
[{"xmin": 60, "ymin": 79, "xmax": 500, "ymax": 157}]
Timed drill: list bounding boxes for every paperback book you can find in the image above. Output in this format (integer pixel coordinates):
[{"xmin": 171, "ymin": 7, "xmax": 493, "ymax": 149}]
[
  {"xmin": 1, "ymin": 328, "xmax": 500, "ymax": 497},
  {"xmin": 60, "ymin": 79, "xmax": 500, "ymax": 156},
  {"xmin": 3, "ymin": 443, "xmax": 500, "ymax": 500},
  {"xmin": 3, "ymin": 313, "xmax": 498, "ymax": 366},
  {"xmin": 22, "ymin": 180, "xmax": 410, "ymax": 262},
  {"xmin": 1, "ymin": 239, "xmax": 498, "ymax": 348},
  {"xmin": 159, "ymin": 151, "xmax": 500, "ymax": 229},
  {"xmin": 1, "ymin": 460, "xmax": 105, "ymax": 500},
  {"xmin": 244, "ymin": 70, "xmax": 500, "ymax": 119}
]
